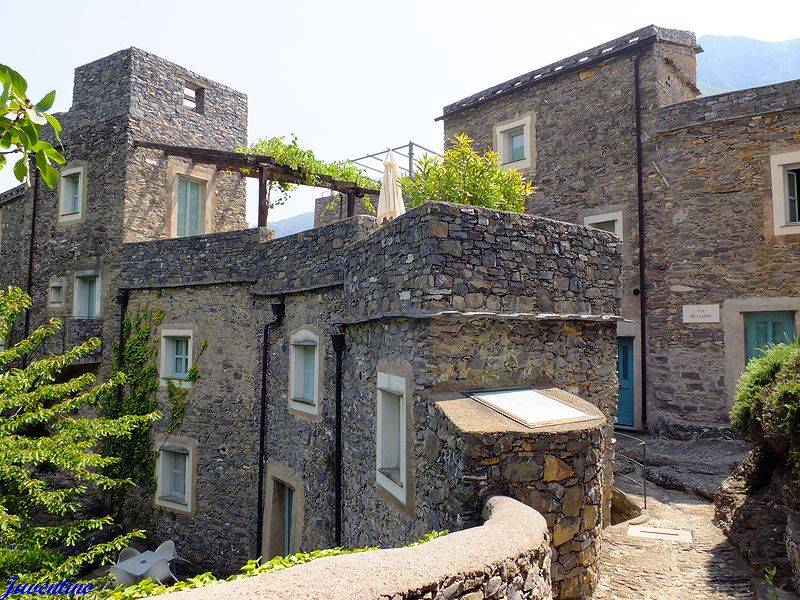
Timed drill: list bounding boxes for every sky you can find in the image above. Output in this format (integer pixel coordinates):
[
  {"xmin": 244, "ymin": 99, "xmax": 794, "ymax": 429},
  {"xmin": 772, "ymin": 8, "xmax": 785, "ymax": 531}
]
[{"xmin": 4, "ymin": 0, "xmax": 800, "ymax": 225}]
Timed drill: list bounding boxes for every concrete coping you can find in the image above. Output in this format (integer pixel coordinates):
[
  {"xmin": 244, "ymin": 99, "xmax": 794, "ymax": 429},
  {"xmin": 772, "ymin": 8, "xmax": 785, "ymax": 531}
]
[
  {"xmin": 433, "ymin": 387, "xmax": 606, "ymax": 435},
  {"xmin": 168, "ymin": 496, "xmax": 548, "ymax": 600}
]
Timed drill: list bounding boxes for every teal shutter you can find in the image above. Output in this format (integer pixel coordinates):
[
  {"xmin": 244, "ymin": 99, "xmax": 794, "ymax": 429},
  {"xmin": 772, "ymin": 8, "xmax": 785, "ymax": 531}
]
[
  {"xmin": 85, "ymin": 277, "xmax": 97, "ymax": 318},
  {"xmin": 188, "ymin": 180, "xmax": 201, "ymax": 235},
  {"xmin": 746, "ymin": 311, "xmax": 796, "ymax": 362},
  {"xmin": 177, "ymin": 178, "xmax": 188, "ymax": 237},
  {"xmin": 301, "ymin": 345, "xmax": 315, "ymax": 400}
]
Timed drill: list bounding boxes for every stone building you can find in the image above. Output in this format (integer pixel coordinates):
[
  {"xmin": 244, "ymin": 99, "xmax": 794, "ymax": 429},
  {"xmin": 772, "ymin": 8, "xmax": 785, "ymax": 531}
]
[
  {"xmin": 438, "ymin": 24, "xmax": 800, "ymax": 431},
  {"xmin": 0, "ymin": 49, "xmax": 623, "ymax": 599}
]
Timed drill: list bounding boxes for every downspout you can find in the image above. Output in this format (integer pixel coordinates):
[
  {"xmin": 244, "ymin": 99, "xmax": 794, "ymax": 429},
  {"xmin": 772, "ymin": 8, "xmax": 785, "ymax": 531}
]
[
  {"xmin": 254, "ymin": 299, "xmax": 285, "ymax": 559},
  {"xmin": 23, "ymin": 165, "xmax": 41, "ymax": 345},
  {"xmin": 633, "ymin": 49, "xmax": 649, "ymax": 430},
  {"xmin": 331, "ymin": 331, "xmax": 345, "ymax": 546}
]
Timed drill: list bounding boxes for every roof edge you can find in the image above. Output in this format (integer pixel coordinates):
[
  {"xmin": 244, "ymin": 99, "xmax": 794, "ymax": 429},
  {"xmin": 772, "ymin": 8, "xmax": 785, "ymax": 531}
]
[{"xmin": 438, "ymin": 25, "xmax": 697, "ymax": 120}]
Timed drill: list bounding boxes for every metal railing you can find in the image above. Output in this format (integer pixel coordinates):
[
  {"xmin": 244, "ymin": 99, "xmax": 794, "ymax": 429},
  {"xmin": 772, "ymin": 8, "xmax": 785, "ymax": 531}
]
[
  {"xmin": 614, "ymin": 431, "xmax": 647, "ymax": 509},
  {"xmin": 349, "ymin": 141, "xmax": 441, "ymax": 179}
]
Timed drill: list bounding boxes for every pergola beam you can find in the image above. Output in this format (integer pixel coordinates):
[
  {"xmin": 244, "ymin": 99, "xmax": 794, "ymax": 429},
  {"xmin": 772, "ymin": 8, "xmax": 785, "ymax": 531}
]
[{"xmin": 133, "ymin": 140, "xmax": 380, "ymax": 199}]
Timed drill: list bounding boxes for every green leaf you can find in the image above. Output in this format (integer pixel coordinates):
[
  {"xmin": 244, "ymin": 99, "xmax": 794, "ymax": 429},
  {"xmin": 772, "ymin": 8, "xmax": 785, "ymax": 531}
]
[
  {"xmin": 35, "ymin": 90, "xmax": 56, "ymax": 112},
  {"xmin": 13, "ymin": 156, "xmax": 28, "ymax": 183},
  {"xmin": 0, "ymin": 64, "xmax": 28, "ymax": 95},
  {"xmin": 24, "ymin": 107, "xmax": 47, "ymax": 126},
  {"xmin": 44, "ymin": 113, "xmax": 62, "ymax": 145},
  {"xmin": 35, "ymin": 151, "xmax": 59, "ymax": 188}
]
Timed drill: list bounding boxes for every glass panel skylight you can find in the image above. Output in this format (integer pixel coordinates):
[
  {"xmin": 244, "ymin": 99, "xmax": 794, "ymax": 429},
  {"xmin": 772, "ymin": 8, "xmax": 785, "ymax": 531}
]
[{"xmin": 468, "ymin": 388, "xmax": 590, "ymax": 428}]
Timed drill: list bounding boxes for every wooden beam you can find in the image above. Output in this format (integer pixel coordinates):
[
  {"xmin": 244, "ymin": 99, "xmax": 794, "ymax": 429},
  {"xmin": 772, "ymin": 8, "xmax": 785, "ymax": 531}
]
[
  {"xmin": 346, "ymin": 193, "xmax": 356, "ymax": 218},
  {"xmin": 258, "ymin": 167, "xmax": 269, "ymax": 228}
]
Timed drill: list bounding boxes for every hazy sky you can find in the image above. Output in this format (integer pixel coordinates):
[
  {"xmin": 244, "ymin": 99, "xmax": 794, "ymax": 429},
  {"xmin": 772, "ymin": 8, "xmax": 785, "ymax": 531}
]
[{"xmin": 4, "ymin": 0, "xmax": 800, "ymax": 224}]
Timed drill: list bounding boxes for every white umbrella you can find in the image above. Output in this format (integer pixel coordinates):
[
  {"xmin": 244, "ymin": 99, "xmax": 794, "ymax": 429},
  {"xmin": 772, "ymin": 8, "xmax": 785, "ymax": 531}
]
[{"xmin": 376, "ymin": 150, "xmax": 405, "ymax": 223}]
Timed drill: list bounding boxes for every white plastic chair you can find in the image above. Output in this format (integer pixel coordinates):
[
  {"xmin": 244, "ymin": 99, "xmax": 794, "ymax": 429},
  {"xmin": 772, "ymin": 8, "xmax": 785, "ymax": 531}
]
[
  {"xmin": 155, "ymin": 539, "xmax": 189, "ymax": 565},
  {"xmin": 109, "ymin": 565, "xmax": 139, "ymax": 588},
  {"xmin": 118, "ymin": 547, "xmax": 140, "ymax": 563},
  {"xmin": 146, "ymin": 558, "xmax": 178, "ymax": 585}
]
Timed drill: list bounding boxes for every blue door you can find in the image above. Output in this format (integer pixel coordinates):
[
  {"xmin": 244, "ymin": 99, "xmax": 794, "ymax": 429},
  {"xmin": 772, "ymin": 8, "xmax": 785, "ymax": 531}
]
[
  {"xmin": 617, "ymin": 337, "xmax": 634, "ymax": 427},
  {"xmin": 745, "ymin": 311, "xmax": 795, "ymax": 362}
]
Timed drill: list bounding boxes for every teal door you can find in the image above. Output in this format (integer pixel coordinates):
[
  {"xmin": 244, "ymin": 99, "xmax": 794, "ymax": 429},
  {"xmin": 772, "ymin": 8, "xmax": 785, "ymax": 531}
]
[
  {"xmin": 746, "ymin": 311, "xmax": 796, "ymax": 362},
  {"xmin": 617, "ymin": 337, "xmax": 634, "ymax": 427}
]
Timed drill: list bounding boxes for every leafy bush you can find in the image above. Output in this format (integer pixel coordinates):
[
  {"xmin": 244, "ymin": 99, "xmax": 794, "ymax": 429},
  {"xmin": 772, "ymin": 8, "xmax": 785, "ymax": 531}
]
[
  {"xmin": 236, "ymin": 135, "xmax": 377, "ymax": 208},
  {"xmin": 0, "ymin": 546, "xmax": 63, "ymax": 577},
  {"xmin": 731, "ymin": 339, "xmax": 800, "ymax": 484},
  {"xmin": 88, "ymin": 531, "xmax": 448, "ymax": 598},
  {"xmin": 400, "ymin": 134, "xmax": 534, "ymax": 213}
]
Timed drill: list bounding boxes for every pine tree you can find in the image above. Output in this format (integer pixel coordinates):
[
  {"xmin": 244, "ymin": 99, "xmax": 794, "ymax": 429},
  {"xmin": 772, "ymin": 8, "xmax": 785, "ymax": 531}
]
[{"xmin": 0, "ymin": 286, "xmax": 159, "ymax": 578}]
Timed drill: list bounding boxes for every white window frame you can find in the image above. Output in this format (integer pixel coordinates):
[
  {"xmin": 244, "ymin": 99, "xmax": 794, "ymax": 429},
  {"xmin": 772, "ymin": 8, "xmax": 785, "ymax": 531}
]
[
  {"xmin": 376, "ymin": 372, "xmax": 407, "ymax": 503},
  {"xmin": 172, "ymin": 175, "xmax": 207, "ymax": 238},
  {"xmin": 73, "ymin": 271, "xmax": 101, "ymax": 319},
  {"xmin": 160, "ymin": 329, "xmax": 194, "ymax": 387},
  {"xmin": 48, "ymin": 280, "xmax": 65, "ymax": 309},
  {"xmin": 58, "ymin": 165, "xmax": 86, "ymax": 223},
  {"xmin": 770, "ymin": 150, "xmax": 800, "ymax": 236},
  {"xmin": 584, "ymin": 211, "xmax": 624, "ymax": 240},
  {"xmin": 288, "ymin": 329, "xmax": 320, "ymax": 415},
  {"xmin": 494, "ymin": 115, "xmax": 532, "ymax": 170},
  {"xmin": 155, "ymin": 436, "xmax": 196, "ymax": 514}
]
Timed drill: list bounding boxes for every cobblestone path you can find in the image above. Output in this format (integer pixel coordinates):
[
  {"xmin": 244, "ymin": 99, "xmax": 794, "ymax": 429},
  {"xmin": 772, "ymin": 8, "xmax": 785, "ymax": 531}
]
[{"xmin": 594, "ymin": 482, "xmax": 755, "ymax": 599}]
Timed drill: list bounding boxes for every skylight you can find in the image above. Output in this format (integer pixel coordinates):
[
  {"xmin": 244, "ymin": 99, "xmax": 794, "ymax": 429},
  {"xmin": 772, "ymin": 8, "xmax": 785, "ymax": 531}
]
[{"xmin": 467, "ymin": 388, "xmax": 593, "ymax": 429}]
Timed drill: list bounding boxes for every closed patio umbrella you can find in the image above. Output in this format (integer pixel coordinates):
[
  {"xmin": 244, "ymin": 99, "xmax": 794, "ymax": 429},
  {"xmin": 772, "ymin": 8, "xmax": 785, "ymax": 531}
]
[{"xmin": 376, "ymin": 150, "xmax": 405, "ymax": 223}]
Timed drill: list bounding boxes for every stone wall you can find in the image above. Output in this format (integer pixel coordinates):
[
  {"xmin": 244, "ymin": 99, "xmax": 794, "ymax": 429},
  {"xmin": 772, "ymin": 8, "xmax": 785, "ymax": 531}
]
[
  {"xmin": 429, "ymin": 392, "xmax": 606, "ymax": 599},
  {"xmin": 313, "ymin": 193, "xmax": 376, "ymax": 228},
  {"xmin": 168, "ymin": 496, "xmax": 553, "ymax": 600},
  {"xmin": 643, "ymin": 100, "xmax": 800, "ymax": 425},
  {"xmin": 345, "ymin": 203, "xmax": 621, "ymax": 317}
]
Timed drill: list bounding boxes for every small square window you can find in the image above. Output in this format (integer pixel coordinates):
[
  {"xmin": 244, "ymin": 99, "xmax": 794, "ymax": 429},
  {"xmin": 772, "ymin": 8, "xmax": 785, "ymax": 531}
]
[
  {"xmin": 59, "ymin": 167, "xmax": 85, "ymax": 222},
  {"xmin": 289, "ymin": 329, "xmax": 320, "ymax": 414},
  {"xmin": 155, "ymin": 437, "xmax": 196, "ymax": 514},
  {"xmin": 73, "ymin": 274, "xmax": 100, "ymax": 318},
  {"xmin": 183, "ymin": 81, "xmax": 204, "ymax": 113},
  {"xmin": 494, "ymin": 115, "xmax": 532, "ymax": 169},
  {"xmin": 376, "ymin": 372, "xmax": 407, "ymax": 503},
  {"xmin": 48, "ymin": 283, "xmax": 65, "ymax": 308},
  {"xmin": 584, "ymin": 211, "xmax": 623, "ymax": 241},
  {"xmin": 769, "ymin": 151, "xmax": 800, "ymax": 236},
  {"xmin": 175, "ymin": 176, "xmax": 205, "ymax": 237},
  {"xmin": 507, "ymin": 127, "xmax": 526, "ymax": 163},
  {"xmin": 161, "ymin": 330, "xmax": 193, "ymax": 386}
]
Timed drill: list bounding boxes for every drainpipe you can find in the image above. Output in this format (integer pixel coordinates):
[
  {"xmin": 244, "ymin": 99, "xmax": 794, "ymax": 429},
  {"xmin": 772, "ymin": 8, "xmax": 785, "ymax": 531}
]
[
  {"xmin": 115, "ymin": 290, "xmax": 129, "ymax": 407},
  {"xmin": 23, "ymin": 165, "xmax": 41, "ymax": 346},
  {"xmin": 331, "ymin": 331, "xmax": 345, "ymax": 546},
  {"xmin": 633, "ymin": 49, "xmax": 649, "ymax": 430},
  {"xmin": 254, "ymin": 299, "xmax": 285, "ymax": 559}
]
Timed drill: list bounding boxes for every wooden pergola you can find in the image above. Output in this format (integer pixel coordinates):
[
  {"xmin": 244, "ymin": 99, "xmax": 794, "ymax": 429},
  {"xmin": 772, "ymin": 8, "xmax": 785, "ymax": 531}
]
[{"xmin": 134, "ymin": 140, "xmax": 380, "ymax": 227}]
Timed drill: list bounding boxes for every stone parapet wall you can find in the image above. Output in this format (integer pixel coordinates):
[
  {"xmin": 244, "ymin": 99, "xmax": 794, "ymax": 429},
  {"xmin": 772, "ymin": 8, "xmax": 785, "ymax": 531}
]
[
  {"xmin": 430, "ymin": 391, "xmax": 606, "ymax": 599},
  {"xmin": 657, "ymin": 78, "xmax": 800, "ymax": 131},
  {"xmin": 122, "ymin": 229, "xmax": 261, "ymax": 288},
  {"xmin": 344, "ymin": 203, "xmax": 621, "ymax": 318},
  {"xmin": 313, "ymin": 193, "xmax": 375, "ymax": 228},
  {"xmin": 169, "ymin": 496, "xmax": 552, "ymax": 600}
]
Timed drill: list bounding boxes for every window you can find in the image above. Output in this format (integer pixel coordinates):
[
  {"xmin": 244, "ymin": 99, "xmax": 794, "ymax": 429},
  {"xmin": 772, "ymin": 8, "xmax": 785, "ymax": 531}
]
[
  {"xmin": 58, "ymin": 166, "xmax": 85, "ymax": 222},
  {"xmin": 48, "ymin": 281, "xmax": 65, "ymax": 309},
  {"xmin": 494, "ymin": 115, "xmax": 533, "ymax": 169},
  {"xmin": 175, "ymin": 176, "xmax": 205, "ymax": 237},
  {"xmin": 584, "ymin": 211, "xmax": 623, "ymax": 240},
  {"xmin": 770, "ymin": 150, "xmax": 800, "ymax": 236},
  {"xmin": 183, "ymin": 81, "xmax": 204, "ymax": 113},
  {"xmin": 787, "ymin": 167, "xmax": 799, "ymax": 225},
  {"xmin": 269, "ymin": 480, "xmax": 294, "ymax": 558},
  {"xmin": 160, "ymin": 330, "xmax": 193, "ymax": 386},
  {"xmin": 289, "ymin": 329, "xmax": 320, "ymax": 414},
  {"xmin": 376, "ymin": 372, "xmax": 407, "ymax": 502},
  {"xmin": 73, "ymin": 274, "xmax": 100, "ymax": 318},
  {"xmin": 154, "ymin": 436, "xmax": 196, "ymax": 513}
]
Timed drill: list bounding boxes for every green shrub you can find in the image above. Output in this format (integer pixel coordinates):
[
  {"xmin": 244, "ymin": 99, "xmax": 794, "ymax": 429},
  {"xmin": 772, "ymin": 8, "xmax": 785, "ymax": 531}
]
[
  {"xmin": 0, "ymin": 546, "xmax": 64, "ymax": 578},
  {"xmin": 731, "ymin": 339, "xmax": 800, "ymax": 485},
  {"xmin": 400, "ymin": 134, "xmax": 534, "ymax": 213}
]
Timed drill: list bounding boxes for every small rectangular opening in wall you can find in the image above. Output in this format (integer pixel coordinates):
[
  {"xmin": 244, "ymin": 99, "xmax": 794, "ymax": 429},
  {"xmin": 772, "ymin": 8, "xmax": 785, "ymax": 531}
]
[{"xmin": 183, "ymin": 81, "xmax": 204, "ymax": 113}]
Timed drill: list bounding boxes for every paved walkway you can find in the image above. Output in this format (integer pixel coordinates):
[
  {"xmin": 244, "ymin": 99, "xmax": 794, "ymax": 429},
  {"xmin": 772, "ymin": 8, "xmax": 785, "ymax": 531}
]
[
  {"xmin": 594, "ymin": 433, "xmax": 759, "ymax": 599},
  {"xmin": 594, "ymin": 482, "xmax": 755, "ymax": 599}
]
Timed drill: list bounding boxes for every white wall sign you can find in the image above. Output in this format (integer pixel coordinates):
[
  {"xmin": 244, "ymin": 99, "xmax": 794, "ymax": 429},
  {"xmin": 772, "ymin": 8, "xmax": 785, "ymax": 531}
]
[{"xmin": 682, "ymin": 304, "xmax": 720, "ymax": 323}]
